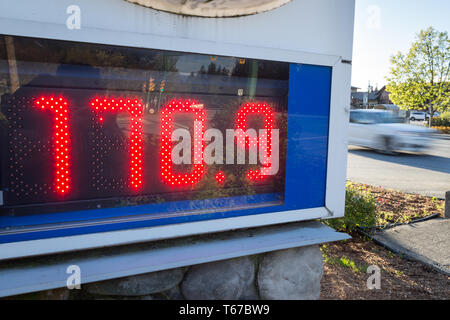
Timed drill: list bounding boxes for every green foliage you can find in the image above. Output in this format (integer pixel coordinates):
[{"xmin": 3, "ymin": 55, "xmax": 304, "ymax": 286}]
[
  {"xmin": 323, "ymin": 182, "xmax": 377, "ymax": 232},
  {"xmin": 432, "ymin": 118, "xmax": 450, "ymax": 127},
  {"xmin": 320, "ymin": 245, "xmax": 368, "ymax": 273},
  {"xmin": 320, "ymin": 244, "xmax": 333, "ymax": 264},
  {"xmin": 386, "ymin": 27, "xmax": 450, "ymax": 124},
  {"xmin": 395, "ymin": 270, "xmax": 404, "ymax": 277},
  {"xmin": 337, "ymin": 256, "xmax": 367, "ymax": 273},
  {"xmin": 432, "ymin": 111, "xmax": 450, "ymax": 126}
]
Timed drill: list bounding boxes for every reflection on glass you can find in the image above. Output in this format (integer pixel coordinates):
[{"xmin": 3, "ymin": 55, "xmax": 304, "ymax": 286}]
[{"xmin": 0, "ymin": 35, "xmax": 289, "ymax": 216}]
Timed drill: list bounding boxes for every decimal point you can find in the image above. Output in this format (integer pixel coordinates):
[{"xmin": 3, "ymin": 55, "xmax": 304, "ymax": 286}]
[{"xmin": 215, "ymin": 171, "xmax": 226, "ymax": 184}]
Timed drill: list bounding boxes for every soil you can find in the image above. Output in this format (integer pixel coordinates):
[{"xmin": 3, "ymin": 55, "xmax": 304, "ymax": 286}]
[
  {"xmin": 351, "ymin": 182, "xmax": 445, "ymax": 227},
  {"xmin": 320, "ymin": 184, "xmax": 449, "ymax": 300},
  {"xmin": 320, "ymin": 234, "xmax": 450, "ymax": 300}
]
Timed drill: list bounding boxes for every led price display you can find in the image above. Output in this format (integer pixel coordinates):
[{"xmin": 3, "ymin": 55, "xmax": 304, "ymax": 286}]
[{"xmin": 0, "ymin": 35, "xmax": 289, "ymax": 217}]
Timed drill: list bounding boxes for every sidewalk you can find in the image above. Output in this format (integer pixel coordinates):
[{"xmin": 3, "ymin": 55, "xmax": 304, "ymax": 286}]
[{"xmin": 373, "ymin": 218, "xmax": 450, "ymax": 276}]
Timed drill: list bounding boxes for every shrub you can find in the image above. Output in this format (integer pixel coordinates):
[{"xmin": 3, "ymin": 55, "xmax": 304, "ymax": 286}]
[
  {"xmin": 432, "ymin": 117, "xmax": 450, "ymax": 127},
  {"xmin": 432, "ymin": 111, "xmax": 450, "ymax": 127},
  {"xmin": 323, "ymin": 182, "xmax": 377, "ymax": 232},
  {"xmin": 441, "ymin": 110, "xmax": 450, "ymax": 119}
]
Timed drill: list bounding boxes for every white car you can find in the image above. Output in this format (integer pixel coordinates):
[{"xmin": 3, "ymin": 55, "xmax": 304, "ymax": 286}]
[
  {"xmin": 409, "ymin": 111, "xmax": 426, "ymax": 121},
  {"xmin": 349, "ymin": 110, "xmax": 434, "ymax": 153}
]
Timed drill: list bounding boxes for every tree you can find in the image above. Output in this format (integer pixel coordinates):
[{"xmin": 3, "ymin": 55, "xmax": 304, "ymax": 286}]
[{"xmin": 386, "ymin": 27, "xmax": 450, "ymax": 126}]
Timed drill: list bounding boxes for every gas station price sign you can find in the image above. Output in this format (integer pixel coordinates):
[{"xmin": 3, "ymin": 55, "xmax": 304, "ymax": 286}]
[{"xmin": 0, "ymin": 35, "xmax": 332, "ymax": 243}]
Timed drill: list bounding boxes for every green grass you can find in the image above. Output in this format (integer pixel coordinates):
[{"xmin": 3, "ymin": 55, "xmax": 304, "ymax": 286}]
[{"xmin": 321, "ymin": 245, "xmax": 368, "ymax": 273}]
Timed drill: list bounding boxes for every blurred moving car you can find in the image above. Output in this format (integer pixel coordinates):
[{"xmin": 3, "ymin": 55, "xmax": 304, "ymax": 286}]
[
  {"xmin": 349, "ymin": 110, "xmax": 434, "ymax": 153},
  {"xmin": 409, "ymin": 111, "xmax": 427, "ymax": 121}
]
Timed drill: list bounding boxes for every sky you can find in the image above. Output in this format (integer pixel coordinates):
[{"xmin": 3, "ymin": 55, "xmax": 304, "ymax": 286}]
[{"xmin": 352, "ymin": 0, "xmax": 450, "ymax": 91}]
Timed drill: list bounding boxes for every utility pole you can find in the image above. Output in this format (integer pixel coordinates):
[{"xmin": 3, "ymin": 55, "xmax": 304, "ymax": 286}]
[{"xmin": 5, "ymin": 36, "xmax": 20, "ymax": 93}]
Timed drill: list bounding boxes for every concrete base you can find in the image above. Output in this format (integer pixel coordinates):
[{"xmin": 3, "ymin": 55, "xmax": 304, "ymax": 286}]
[
  {"xmin": 0, "ymin": 221, "xmax": 349, "ymax": 299},
  {"xmin": 12, "ymin": 245, "xmax": 324, "ymax": 300}
]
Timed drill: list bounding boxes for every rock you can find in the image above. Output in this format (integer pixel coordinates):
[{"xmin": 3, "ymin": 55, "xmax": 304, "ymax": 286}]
[
  {"xmin": 36, "ymin": 287, "xmax": 71, "ymax": 300},
  {"xmin": 240, "ymin": 281, "xmax": 260, "ymax": 300},
  {"xmin": 257, "ymin": 246, "xmax": 323, "ymax": 300},
  {"xmin": 161, "ymin": 285, "xmax": 184, "ymax": 300},
  {"xmin": 181, "ymin": 257, "xmax": 255, "ymax": 300},
  {"xmin": 141, "ymin": 285, "xmax": 184, "ymax": 300},
  {"xmin": 84, "ymin": 268, "xmax": 185, "ymax": 296},
  {"xmin": 93, "ymin": 295, "xmax": 140, "ymax": 300}
]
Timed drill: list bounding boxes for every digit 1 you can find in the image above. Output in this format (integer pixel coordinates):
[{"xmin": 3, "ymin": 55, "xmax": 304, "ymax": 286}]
[
  {"xmin": 90, "ymin": 97, "xmax": 144, "ymax": 190},
  {"xmin": 34, "ymin": 96, "xmax": 71, "ymax": 195},
  {"xmin": 236, "ymin": 102, "xmax": 275, "ymax": 182},
  {"xmin": 160, "ymin": 99, "xmax": 206, "ymax": 186}
]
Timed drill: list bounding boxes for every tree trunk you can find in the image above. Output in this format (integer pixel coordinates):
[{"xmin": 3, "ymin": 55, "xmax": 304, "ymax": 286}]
[{"xmin": 428, "ymin": 105, "xmax": 433, "ymax": 128}]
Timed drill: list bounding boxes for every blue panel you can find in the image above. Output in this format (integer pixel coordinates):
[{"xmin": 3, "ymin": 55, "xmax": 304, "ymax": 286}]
[
  {"xmin": 0, "ymin": 193, "xmax": 283, "ymax": 228},
  {"xmin": 0, "ymin": 63, "xmax": 332, "ymax": 244},
  {"xmin": 284, "ymin": 64, "xmax": 332, "ymax": 209}
]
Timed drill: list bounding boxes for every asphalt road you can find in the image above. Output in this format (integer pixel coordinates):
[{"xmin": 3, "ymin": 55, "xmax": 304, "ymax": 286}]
[{"xmin": 347, "ymin": 135, "xmax": 450, "ymax": 199}]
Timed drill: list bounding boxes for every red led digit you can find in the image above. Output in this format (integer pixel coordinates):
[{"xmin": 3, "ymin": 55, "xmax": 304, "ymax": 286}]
[
  {"xmin": 90, "ymin": 97, "xmax": 144, "ymax": 190},
  {"xmin": 160, "ymin": 99, "xmax": 206, "ymax": 186},
  {"xmin": 236, "ymin": 102, "xmax": 275, "ymax": 182},
  {"xmin": 34, "ymin": 96, "xmax": 71, "ymax": 195},
  {"xmin": 215, "ymin": 171, "xmax": 226, "ymax": 185}
]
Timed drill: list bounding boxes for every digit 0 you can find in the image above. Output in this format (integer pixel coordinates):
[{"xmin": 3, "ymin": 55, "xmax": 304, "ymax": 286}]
[{"xmin": 160, "ymin": 99, "xmax": 206, "ymax": 186}]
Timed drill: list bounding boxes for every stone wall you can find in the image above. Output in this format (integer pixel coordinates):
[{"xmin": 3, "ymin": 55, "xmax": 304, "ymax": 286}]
[{"xmin": 25, "ymin": 245, "xmax": 323, "ymax": 300}]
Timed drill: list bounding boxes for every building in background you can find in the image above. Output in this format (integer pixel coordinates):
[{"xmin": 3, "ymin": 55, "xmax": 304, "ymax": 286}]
[{"xmin": 351, "ymin": 85, "xmax": 392, "ymax": 109}]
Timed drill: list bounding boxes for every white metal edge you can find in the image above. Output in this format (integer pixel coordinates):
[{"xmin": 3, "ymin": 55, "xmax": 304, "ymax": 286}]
[
  {"xmin": 324, "ymin": 61, "xmax": 352, "ymax": 218},
  {"xmin": 0, "ymin": 10, "xmax": 352, "ymax": 259},
  {"xmin": 0, "ymin": 221, "xmax": 350, "ymax": 297},
  {"xmin": 323, "ymin": 0, "xmax": 354, "ymax": 219},
  {"xmin": 0, "ymin": 17, "xmax": 339, "ymax": 68},
  {"xmin": 0, "ymin": 207, "xmax": 328, "ymax": 260}
]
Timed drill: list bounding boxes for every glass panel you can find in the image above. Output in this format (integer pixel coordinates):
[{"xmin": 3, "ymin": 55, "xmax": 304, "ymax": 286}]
[{"xmin": 0, "ymin": 35, "xmax": 288, "ymax": 217}]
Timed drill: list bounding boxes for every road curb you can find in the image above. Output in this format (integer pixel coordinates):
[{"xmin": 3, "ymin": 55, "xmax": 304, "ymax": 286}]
[
  {"xmin": 358, "ymin": 218, "xmax": 450, "ymax": 276},
  {"xmin": 358, "ymin": 212, "xmax": 441, "ymax": 232},
  {"xmin": 372, "ymin": 230, "xmax": 450, "ymax": 276}
]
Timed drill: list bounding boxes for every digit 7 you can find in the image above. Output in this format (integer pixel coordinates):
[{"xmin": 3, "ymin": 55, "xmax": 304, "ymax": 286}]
[
  {"xmin": 34, "ymin": 96, "xmax": 71, "ymax": 195},
  {"xmin": 90, "ymin": 97, "xmax": 144, "ymax": 190}
]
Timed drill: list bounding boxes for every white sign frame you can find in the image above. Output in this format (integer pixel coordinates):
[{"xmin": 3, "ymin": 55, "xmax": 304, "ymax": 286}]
[{"xmin": 0, "ymin": 0, "xmax": 353, "ymax": 260}]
